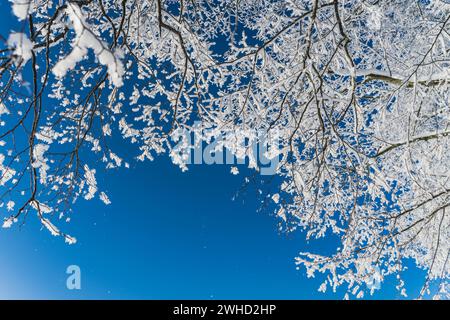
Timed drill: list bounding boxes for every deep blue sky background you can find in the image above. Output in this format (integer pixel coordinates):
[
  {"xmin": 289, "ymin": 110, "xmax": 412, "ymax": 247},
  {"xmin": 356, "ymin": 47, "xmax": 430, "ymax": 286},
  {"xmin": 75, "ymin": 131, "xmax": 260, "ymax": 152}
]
[
  {"xmin": 0, "ymin": 155, "xmax": 427, "ymax": 299},
  {"xmin": 0, "ymin": 2, "xmax": 428, "ymax": 299}
]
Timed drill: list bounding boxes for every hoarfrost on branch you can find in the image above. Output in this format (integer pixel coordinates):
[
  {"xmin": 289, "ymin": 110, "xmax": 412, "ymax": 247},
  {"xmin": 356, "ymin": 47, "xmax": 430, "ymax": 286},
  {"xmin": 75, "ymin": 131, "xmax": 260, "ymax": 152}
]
[{"xmin": 1, "ymin": 0, "xmax": 449, "ymax": 298}]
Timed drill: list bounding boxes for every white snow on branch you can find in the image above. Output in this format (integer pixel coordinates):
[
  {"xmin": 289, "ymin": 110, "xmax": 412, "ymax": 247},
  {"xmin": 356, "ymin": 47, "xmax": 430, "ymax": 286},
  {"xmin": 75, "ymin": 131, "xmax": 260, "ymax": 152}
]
[
  {"xmin": 99, "ymin": 192, "xmax": 111, "ymax": 205},
  {"xmin": 271, "ymin": 193, "xmax": 280, "ymax": 204},
  {"xmin": 65, "ymin": 235, "xmax": 77, "ymax": 245},
  {"xmin": 0, "ymin": 103, "xmax": 10, "ymax": 116},
  {"xmin": 41, "ymin": 216, "xmax": 77, "ymax": 244},
  {"xmin": 6, "ymin": 201, "xmax": 15, "ymax": 211},
  {"xmin": 52, "ymin": 3, "xmax": 124, "ymax": 87},
  {"xmin": 10, "ymin": 0, "xmax": 34, "ymax": 20},
  {"xmin": 2, "ymin": 216, "xmax": 17, "ymax": 228},
  {"xmin": 0, "ymin": 154, "xmax": 16, "ymax": 186},
  {"xmin": 7, "ymin": 32, "xmax": 33, "ymax": 65},
  {"xmin": 31, "ymin": 200, "xmax": 53, "ymax": 214},
  {"xmin": 83, "ymin": 164, "xmax": 97, "ymax": 200},
  {"xmin": 40, "ymin": 216, "xmax": 60, "ymax": 236},
  {"xmin": 31, "ymin": 144, "xmax": 50, "ymax": 184}
]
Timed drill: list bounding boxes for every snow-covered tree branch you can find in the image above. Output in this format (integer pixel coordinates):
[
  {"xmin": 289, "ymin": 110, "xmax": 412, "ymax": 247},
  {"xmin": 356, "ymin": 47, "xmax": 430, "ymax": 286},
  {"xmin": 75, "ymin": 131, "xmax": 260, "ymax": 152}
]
[{"xmin": 1, "ymin": 0, "xmax": 449, "ymax": 299}]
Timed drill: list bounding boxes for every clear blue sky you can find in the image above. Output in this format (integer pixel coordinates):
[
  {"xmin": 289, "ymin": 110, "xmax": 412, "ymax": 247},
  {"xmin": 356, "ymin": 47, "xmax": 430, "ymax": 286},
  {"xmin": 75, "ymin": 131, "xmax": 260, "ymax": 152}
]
[
  {"xmin": 0, "ymin": 154, "xmax": 427, "ymax": 299},
  {"xmin": 0, "ymin": 2, "xmax": 428, "ymax": 300}
]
